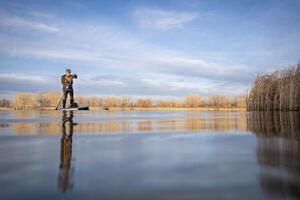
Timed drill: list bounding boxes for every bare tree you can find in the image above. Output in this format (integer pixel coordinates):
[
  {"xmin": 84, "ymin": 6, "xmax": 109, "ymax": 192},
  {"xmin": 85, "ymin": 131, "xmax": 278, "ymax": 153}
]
[
  {"xmin": 121, "ymin": 96, "xmax": 132, "ymax": 107},
  {"xmin": 76, "ymin": 96, "xmax": 88, "ymax": 106},
  {"xmin": 104, "ymin": 96, "xmax": 119, "ymax": 107},
  {"xmin": 46, "ymin": 92, "xmax": 61, "ymax": 107},
  {"xmin": 136, "ymin": 98, "xmax": 152, "ymax": 107},
  {"xmin": 0, "ymin": 99, "xmax": 11, "ymax": 107},
  {"xmin": 157, "ymin": 100, "xmax": 177, "ymax": 107},
  {"xmin": 9, "ymin": 90, "xmax": 251, "ymax": 110},
  {"xmin": 36, "ymin": 93, "xmax": 51, "ymax": 107},
  {"xmin": 184, "ymin": 96, "xmax": 202, "ymax": 107},
  {"xmin": 13, "ymin": 93, "xmax": 34, "ymax": 109}
]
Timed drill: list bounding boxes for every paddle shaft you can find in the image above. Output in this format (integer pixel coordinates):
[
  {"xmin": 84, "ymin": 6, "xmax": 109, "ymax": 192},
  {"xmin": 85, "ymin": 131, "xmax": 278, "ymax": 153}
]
[{"xmin": 54, "ymin": 86, "xmax": 69, "ymax": 110}]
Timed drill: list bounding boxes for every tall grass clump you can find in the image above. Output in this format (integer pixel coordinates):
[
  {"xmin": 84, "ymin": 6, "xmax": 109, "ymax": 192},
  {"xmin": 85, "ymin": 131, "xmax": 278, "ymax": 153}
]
[{"xmin": 247, "ymin": 63, "xmax": 300, "ymax": 111}]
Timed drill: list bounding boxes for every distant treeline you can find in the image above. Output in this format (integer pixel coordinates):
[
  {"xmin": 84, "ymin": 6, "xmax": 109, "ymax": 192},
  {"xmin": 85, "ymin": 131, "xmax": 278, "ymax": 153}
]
[
  {"xmin": 247, "ymin": 63, "xmax": 300, "ymax": 111},
  {"xmin": 0, "ymin": 92, "xmax": 246, "ymax": 109},
  {"xmin": 0, "ymin": 99, "xmax": 11, "ymax": 107}
]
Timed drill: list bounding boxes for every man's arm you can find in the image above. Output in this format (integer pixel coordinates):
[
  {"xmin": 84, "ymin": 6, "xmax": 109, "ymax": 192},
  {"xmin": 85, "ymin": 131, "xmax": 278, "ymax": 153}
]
[
  {"xmin": 61, "ymin": 75, "xmax": 65, "ymax": 86},
  {"xmin": 72, "ymin": 74, "xmax": 78, "ymax": 79}
]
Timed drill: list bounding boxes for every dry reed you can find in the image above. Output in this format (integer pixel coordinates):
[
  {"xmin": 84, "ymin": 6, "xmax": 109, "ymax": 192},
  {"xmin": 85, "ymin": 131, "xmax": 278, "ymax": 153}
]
[{"xmin": 247, "ymin": 63, "xmax": 300, "ymax": 111}]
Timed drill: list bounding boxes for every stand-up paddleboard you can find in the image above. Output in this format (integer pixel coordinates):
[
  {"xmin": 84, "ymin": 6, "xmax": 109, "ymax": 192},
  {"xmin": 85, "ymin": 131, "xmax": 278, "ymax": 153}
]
[{"xmin": 61, "ymin": 106, "xmax": 89, "ymax": 111}]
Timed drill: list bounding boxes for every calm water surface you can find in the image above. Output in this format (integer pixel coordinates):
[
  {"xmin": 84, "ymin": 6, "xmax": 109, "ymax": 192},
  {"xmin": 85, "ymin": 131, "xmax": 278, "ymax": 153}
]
[{"xmin": 0, "ymin": 110, "xmax": 299, "ymax": 200}]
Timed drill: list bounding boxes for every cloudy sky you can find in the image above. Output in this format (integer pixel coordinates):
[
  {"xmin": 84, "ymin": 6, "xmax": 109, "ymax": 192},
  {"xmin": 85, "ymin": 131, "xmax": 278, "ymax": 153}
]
[{"xmin": 0, "ymin": 0, "xmax": 299, "ymax": 99}]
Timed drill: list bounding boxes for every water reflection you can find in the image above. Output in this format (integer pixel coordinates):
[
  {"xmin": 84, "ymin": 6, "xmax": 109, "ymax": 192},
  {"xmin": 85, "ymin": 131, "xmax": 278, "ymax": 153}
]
[
  {"xmin": 247, "ymin": 112, "xmax": 300, "ymax": 200},
  {"xmin": 257, "ymin": 138, "xmax": 300, "ymax": 199},
  {"xmin": 247, "ymin": 112, "xmax": 300, "ymax": 138},
  {"xmin": 3, "ymin": 111, "xmax": 247, "ymax": 135},
  {"xmin": 58, "ymin": 111, "xmax": 75, "ymax": 193},
  {"xmin": 0, "ymin": 110, "xmax": 300, "ymax": 199}
]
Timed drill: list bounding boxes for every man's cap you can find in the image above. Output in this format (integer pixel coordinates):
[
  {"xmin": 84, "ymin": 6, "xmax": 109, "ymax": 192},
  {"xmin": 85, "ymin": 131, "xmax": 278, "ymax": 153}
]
[{"xmin": 66, "ymin": 68, "xmax": 71, "ymax": 73}]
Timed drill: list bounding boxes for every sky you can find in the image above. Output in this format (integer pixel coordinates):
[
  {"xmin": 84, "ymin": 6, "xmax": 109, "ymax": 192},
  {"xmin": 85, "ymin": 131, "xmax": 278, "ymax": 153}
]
[{"xmin": 0, "ymin": 0, "xmax": 300, "ymax": 99}]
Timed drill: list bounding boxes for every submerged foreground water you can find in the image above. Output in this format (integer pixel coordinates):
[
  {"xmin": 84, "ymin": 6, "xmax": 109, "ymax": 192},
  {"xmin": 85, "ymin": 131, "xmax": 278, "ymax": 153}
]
[{"xmin": 0, "ymin": 110, "xmax": 299, "ymax": 200}]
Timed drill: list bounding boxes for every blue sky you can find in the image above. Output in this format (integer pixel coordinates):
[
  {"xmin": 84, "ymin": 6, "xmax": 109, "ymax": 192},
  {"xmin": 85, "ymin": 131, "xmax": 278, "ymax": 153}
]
[{"xmin": 0, "ymin": 0, "xmax": 299, "ymax": 99}]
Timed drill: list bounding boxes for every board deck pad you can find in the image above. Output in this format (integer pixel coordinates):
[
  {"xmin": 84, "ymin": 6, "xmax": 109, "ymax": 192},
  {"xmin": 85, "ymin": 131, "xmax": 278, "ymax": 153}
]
[{"xmin": 60, "ymin": 106, "xmax": 89, "ymax": 111}]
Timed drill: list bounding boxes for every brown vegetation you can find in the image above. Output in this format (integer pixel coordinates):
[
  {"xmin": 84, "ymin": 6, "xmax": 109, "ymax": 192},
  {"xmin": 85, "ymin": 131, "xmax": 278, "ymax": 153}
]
[
  {"xmin": 247, "ymin": 63, "xmax": 300, "ymax": 111},
  {"xmin": 13, "ymin": 93, "xmax": 35, "ymax": 109},
  {"xmin": 0, "ymin": 93, "xmax": 246, "ymax": 110},
  {"xmin": 0, "ymin": 99, "xmax": 11, "ymax": 107},
  {"xmin": 10, "ymin": 92, "xmax": 61, "ymax": 109}
]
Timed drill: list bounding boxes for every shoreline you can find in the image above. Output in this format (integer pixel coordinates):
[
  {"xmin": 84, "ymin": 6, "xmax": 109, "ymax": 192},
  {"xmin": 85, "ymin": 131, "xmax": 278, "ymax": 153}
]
[{"xmin": 0, "ymin": 106, "xmax": 246, "ymax": 112}]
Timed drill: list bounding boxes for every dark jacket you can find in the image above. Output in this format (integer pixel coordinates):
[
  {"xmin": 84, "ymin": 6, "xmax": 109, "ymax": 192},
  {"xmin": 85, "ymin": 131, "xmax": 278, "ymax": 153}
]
[{"xmin": 61, "ymin": 74, "xmax": 77, "ymax": 90}]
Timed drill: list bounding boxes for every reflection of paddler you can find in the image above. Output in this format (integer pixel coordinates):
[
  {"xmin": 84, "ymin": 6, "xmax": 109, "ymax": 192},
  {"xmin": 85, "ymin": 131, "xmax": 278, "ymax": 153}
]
[{"xmin": 58, "ymin": 111, "xmax": 77, "ymax": 193}]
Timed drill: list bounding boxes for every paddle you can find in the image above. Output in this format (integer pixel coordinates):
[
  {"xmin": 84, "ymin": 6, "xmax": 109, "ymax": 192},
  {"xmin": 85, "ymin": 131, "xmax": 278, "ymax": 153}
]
[{"xmin": 55, "ymin": 86, "xmax": 68, "ymax": 110}]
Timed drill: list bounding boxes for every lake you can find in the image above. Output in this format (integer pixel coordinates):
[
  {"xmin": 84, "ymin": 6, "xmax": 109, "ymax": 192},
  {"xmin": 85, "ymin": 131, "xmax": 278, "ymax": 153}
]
[{"xmin": 0, "ymin": 110, "xmax": 299, "ymax": 200}]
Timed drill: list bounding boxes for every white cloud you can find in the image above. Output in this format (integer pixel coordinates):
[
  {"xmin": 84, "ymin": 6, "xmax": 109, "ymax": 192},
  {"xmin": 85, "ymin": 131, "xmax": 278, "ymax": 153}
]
[
  {"xmin": 0, "ymin": 27, "xmax": 251, "ymax": 84},
  {"xmin": 0, "ymin": 10, "xmax": 251, "ymax": 97},
  {"xmin": 0, "ymin": 73, "xmax": 52, "ymax": 83},
  {"xmin": 0, "ymin": 71, "xmax": 247, "ymax": 98},
  {"xmin": 134, "ymin": 8, "xmax": 198, "ymax": 30},
  {"xmin": 0, "ymin": 16, "xmax": 59, "ymax": 33},
  {"xmin": 79, "ymin": 79, "xmax": 126, "ymax": 87},
  {"xmin": 27, "ymin": 11, "xmax": 54, "ymax": 19},
  {"xmin": 0, "ymin": 39, "xmax": 250, "ymax": 83},
  {"xmin": 0, "ymin": 73, "xmax": 57, "ymax": 95}
]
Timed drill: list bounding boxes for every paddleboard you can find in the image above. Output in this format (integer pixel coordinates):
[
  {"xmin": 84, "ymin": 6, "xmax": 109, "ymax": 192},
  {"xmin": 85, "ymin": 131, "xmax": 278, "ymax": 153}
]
[{"xmin": 61, "ymin": 106, "xmax": 89, "ymax": 111}]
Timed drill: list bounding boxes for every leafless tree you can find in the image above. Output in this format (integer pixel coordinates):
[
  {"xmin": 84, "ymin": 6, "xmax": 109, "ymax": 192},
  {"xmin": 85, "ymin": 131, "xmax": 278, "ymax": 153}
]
[
  {"xmin": 13, "ymin": 93, "xmax": 34, "ymax": 109},
  {"xmin": 136, "ymin": 98, "xmax": 152, "ymax": 107},
  {"xmin": 0, "ymin": 99, "xmax": 11, "ymax": 107}
]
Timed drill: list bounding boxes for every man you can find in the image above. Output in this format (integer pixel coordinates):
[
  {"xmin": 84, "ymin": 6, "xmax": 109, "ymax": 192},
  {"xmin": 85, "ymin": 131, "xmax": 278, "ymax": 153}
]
[{"xmin": 61, "ymin": 68, "xmax": 77, "ymax": 109}]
